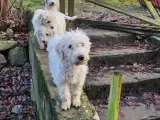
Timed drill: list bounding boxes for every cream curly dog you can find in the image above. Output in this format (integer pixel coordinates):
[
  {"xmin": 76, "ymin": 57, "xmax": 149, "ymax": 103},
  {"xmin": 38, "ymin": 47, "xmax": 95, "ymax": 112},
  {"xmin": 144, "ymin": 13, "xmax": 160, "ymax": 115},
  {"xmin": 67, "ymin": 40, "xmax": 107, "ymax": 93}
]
[
  {"xmin": 47, "ymin": 29, "xmax": 91, "ymax": 110},
  {"xmin": 32, "ymin": 9, "xmax": 56, "ymax": 49},
  {"xmin": 32, "ymin": 9, "xmax": 77, "ymax": 49},
  {"xmin": 35, "ymin": 26, "xmax": 55, "ymax": 49}
]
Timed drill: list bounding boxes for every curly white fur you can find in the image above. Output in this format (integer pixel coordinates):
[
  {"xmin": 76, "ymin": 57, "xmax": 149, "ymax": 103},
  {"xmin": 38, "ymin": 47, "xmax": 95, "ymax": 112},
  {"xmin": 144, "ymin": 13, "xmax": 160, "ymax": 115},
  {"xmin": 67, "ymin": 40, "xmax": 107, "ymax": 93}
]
[
  {"xmin": 32, "ymin": 9, "xmax": 55, "ymax": 49},
  {"xmin": 35, "ymin": 26, "xmax": 55, "ymax": 49},
  {"xmin": 32, "ymin": 9, "xmax": 77, "ymax": 49},
  {"xmin": 50, "ymin": 10, "xmax": 77, "ymax": 34},
  {"xmin": 47, "ymin": 29, "xmax": 91, "ymax": 110}
]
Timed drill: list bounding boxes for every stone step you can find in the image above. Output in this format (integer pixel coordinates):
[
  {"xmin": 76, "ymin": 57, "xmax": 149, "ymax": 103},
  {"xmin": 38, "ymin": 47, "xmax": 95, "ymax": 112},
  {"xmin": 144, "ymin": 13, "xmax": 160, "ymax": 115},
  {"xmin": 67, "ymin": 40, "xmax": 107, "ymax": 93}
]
[
  {"xmin": 92, "ymin": 93, "xmax": 160, "ymax": 120},
  {"xmin": 85, "ymin": 67, "xmax": 160, "ymax": 100},
  {"xmin": 83, "ymin": 28, "xmax": 136, "ymax": 48},
  {"xmin": 89, "ymin": 48, "xmax": 159, "ymax": 69},
  {"xmin": 83, "ymin": 28, "xmax": 160, "ymax": 119}
]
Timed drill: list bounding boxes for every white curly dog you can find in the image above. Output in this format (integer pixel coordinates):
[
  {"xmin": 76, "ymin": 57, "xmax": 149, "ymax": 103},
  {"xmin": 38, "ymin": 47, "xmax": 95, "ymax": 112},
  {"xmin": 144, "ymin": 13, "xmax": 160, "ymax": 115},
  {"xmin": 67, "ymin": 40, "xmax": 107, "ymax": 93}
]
[
  {"xmin": 32, "ymin": 9, "xmax": 77, "ymax": 49},
  {"xmin": 47, "ymin": 29, "xmax": 91, "ymax": 110}
]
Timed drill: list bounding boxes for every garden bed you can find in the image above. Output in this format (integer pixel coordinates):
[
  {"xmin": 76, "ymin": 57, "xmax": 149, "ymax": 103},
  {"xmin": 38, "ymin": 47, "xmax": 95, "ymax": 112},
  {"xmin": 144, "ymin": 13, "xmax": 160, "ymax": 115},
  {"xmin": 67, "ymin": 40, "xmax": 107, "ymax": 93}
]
[
  {"xmin": 0, "ymin": 63, "xmax": 35, "ymax": 120},
  {"xmin": 0, "ymin": 2, "xmax": 35, "ymax": 119}
]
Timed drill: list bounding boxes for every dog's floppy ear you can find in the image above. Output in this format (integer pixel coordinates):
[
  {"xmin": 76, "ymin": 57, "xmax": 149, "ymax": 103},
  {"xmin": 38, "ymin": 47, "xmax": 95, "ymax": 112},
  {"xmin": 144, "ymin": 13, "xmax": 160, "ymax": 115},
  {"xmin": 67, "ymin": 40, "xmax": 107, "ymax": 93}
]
[{"xmin": 55, "ymin": 42, "xmax": 64, "ymax": 60}]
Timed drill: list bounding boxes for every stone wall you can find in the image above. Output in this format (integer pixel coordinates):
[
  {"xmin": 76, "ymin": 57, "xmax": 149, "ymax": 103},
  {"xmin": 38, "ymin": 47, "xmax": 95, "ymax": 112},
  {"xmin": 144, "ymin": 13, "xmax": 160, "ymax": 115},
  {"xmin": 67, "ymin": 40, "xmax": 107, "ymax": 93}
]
[
  {"xmin": 0, "ymin": 34, "xmax": 28, "ymax": 68},
  {"xmin": 29, "ymin": 30, "xmax": 97, "ymax": 119}
]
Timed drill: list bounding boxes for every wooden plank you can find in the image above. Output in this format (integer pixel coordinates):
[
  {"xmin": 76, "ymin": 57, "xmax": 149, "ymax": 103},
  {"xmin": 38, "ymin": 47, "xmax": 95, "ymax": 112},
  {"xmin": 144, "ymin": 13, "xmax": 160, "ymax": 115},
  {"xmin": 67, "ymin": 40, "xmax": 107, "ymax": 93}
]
[
  {"xmin": 59, "ymin": 0, "xmax": 65, "ymax": 13},
  {"xmin": 75, "ymin": 19, "xmax": 160, "ymax": 36},
  {"xmin": 87, "ymin": 0, "xmax": 160, "ymax": 26},
  {"xmin": 144, "ymin": 0, "xmax": 160, "ymax": 22},
  {"xmin": 68, "ymin": 0, "xmax": 74, "ymax": 16},
  {"xmin": 75, "ymin": 19, "xmax": 160, "ymax": 31},
  {"xmin": 107, "ymin": 71, "xmax": 122, "ymax": 120}
]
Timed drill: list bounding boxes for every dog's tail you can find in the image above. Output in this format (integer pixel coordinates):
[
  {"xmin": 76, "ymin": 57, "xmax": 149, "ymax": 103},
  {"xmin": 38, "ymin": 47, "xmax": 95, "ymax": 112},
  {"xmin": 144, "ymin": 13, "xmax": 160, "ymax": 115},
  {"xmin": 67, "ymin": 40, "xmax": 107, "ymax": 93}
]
[{"xmin": 64, "ymin": 15, "xmax": 77, "ymax": 20}]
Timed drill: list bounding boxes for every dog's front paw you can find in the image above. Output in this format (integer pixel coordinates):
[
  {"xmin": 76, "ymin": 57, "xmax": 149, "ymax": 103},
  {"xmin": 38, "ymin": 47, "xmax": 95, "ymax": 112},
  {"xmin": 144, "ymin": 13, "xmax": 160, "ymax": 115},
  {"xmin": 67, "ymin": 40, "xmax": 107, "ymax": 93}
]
[
  {"xmin": 72, "ymin": 99, "xmax": 81, "ymax": 107},
  {"xmin": 61, "ymin": 101, "xmax": 71, "ymax": 110}
]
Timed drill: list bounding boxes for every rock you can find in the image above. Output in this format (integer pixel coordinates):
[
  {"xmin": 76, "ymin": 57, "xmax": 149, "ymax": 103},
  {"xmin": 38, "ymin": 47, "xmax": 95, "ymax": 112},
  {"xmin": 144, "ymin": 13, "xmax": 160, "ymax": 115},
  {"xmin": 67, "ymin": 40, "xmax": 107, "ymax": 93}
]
[
  {"xmin": 155, "ymin": 68, "xmax": 160, "ymax": 73},
  {"xmin": 8, "ymin": 47, "xmax": 28, "ymax": 66},
  {"xmin": 109, "ymin": 66, "xmax": 115, "ymax": 70},
  {"xmin": 119, "ymin": 65, "xmax": 124, "ymax": 68},
  {"xmin": 0, "ymin": 41, "xmax": 17, "ymax": 51},
  {"xmin": 0, "ymin": 53, "xmax": 7, "ymax": 68},
  {"xmin": 126, "ymin": 65, "xmax": 132, "ymax": 70},
  {"xmin": 11, "ymin": 105, "xmax": 23, "ymax": 114},
  {"xmin": 133, "ymin": 62, "xmax": 139, "ymax": 68},
  {"xmin": 6, "ymin": 28, "xmax": 14, "ymax": 36}
]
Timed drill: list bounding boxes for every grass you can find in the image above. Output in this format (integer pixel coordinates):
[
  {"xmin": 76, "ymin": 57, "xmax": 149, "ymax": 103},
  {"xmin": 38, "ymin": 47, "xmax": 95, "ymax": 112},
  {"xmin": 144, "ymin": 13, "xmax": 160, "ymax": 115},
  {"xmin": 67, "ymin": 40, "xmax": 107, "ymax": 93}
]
[{"xmin": 10, "ymin": 0, "xmax": 43, "ymax": 10}]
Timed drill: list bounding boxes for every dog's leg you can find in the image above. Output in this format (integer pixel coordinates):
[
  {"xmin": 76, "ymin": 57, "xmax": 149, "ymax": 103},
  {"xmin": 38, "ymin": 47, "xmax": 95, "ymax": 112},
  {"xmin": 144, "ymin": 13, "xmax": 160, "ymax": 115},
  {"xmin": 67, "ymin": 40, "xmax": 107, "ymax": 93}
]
[
  {"xmin": 71, "ymin": 75, "xmax": 85, "ymax": 107},
  {"xmin": 39, "ymin": 42, "xmax": 45, "ymax": 49},
  {"xmin": 58, "ymin": 82, "xmax": 71, "ymax": 110},
  {"xmin": 36, "ymin": 32, "xmax": 45, "ymax": 49}
]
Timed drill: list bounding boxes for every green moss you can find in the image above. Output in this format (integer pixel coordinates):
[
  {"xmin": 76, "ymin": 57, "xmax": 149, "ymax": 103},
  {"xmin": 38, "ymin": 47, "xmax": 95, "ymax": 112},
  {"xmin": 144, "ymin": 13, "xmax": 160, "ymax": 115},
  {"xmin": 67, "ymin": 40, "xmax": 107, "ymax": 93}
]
[{"xmin": 0, "ymin": 41, "xmax": 17, "ymax": 51}]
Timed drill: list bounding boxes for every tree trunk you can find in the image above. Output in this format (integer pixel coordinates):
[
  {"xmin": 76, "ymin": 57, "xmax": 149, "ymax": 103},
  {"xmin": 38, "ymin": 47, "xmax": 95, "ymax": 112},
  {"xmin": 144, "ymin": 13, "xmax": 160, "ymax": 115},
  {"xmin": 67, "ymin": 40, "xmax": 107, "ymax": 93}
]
[
  {"xmin": 60, "ymin": 0, "xmax": 65, "ymax": 13},
  {"xmin": 68, "ymin": 0, "xmax": 74, "ymax": 16},
  {"xmin": 0, "ymin": 0, "xmax": 1, "ymax": 13},
  {"xmin": 0, "ymin": 0, "xmax": 10, "ymax": 20}
]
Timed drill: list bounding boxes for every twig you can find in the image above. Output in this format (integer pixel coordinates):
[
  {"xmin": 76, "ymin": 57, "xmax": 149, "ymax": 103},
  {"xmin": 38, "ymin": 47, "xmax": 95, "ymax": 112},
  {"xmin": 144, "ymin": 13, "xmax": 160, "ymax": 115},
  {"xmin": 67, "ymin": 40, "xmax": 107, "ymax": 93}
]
[{"xmin": 3, "ymin": 0, "xmax": 17, "ymax": 19}]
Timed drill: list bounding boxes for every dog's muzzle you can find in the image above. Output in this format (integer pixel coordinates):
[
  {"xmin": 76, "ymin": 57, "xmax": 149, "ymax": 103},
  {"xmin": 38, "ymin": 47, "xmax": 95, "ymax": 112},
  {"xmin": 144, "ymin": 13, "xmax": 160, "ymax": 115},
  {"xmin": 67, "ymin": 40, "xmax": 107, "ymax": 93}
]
[
  {"xmin": 78, "ymin": 55, "xmax": 84, "ymax": 61},
  {"xmin": 76, "ymin": 55, "xmax": 87, "ymax": 65}
]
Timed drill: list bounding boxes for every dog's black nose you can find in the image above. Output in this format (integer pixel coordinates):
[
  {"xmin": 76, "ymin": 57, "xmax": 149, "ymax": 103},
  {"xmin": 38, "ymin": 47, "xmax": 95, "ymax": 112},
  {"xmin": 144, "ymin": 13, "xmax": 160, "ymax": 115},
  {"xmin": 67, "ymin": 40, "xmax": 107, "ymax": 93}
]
[
  {"xmin": 50, "ymin": 2, "xmax": 54, "ymax": 5},
  {"xmin": 78, "ymin": 55, "xmax": 84, "ymax": 61}
]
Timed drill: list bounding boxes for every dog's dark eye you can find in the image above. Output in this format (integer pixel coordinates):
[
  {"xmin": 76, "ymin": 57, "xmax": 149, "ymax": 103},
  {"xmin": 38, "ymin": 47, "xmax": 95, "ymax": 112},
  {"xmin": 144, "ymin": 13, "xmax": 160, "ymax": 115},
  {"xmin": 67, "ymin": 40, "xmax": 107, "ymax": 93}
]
[
  {"xmin": 50, "ymin": 2, "xmax": 54, "ymax": 6},
  {"xmin": 68, "ymin": 45, "xmax": 72, "ymax": 48},
  {"xmin": 81, "ymin": 43, "xmax": 84, "ymax": 47},
  {"xmin": 46, "ymin": 33, "xmax": 49, "ymax": 36},
  {"xmin": 50, "ymin": 26, "xmax": 54, "ymax": 29},
  {"xmin": 47, "ymin": 21, "xmax": 51, "ymax": 23}
]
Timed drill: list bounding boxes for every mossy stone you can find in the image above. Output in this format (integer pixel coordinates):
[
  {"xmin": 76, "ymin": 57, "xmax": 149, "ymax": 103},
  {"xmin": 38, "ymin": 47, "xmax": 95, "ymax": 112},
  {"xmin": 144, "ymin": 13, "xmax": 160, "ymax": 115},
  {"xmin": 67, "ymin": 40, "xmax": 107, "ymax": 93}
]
[
  {"xmin": 8, "ymin": 47, "xmax": 28, "ymax": 66},
  {"xmin": 0, "ymin": 40, "xmax": 17, "ymax": 51}
]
